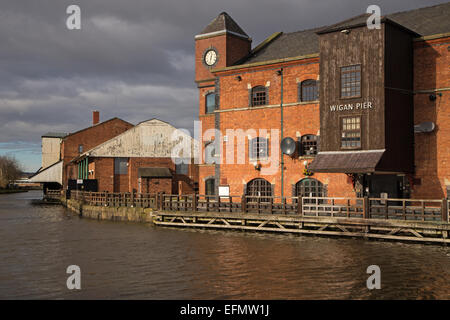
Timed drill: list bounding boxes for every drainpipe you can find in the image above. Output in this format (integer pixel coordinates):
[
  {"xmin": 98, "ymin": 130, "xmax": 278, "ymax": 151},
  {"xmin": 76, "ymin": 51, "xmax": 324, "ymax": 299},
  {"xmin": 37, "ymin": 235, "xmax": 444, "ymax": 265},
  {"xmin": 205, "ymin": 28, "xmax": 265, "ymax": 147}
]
[{"xmin": 278, "ymin": 68, "xmax": 284, "ymax": 200}]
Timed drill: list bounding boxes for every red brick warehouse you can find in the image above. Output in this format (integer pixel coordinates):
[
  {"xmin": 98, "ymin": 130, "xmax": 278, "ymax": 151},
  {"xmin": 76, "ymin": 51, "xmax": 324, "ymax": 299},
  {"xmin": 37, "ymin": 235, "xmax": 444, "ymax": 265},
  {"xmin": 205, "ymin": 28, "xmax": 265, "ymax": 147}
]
[{"xmin": 195, "ymin": 3, "xmax": 450, "ymax": 200}]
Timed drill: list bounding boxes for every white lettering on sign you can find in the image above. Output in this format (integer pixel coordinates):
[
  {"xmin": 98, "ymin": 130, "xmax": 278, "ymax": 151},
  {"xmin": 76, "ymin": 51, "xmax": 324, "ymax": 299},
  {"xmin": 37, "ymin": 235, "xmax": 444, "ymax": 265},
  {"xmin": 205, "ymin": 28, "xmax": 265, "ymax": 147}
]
[{"xmin": 329, "ymin": 101, "xmax": 373, "ymax": 112}]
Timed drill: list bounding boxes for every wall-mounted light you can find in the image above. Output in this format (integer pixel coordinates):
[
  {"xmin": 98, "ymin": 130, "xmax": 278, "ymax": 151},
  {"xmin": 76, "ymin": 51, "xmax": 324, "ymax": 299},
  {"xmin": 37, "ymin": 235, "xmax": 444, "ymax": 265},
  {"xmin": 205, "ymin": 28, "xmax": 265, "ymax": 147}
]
[
  {"xmin": 303, "ymin": 160, "xmax": 308, "ymax": 167},
  {"xmin": 341, "ymin": 29, "xmax": 350, "ymax": 34},
  {"xmin": 235, "ymin": 75, "xmax": 242, "ymax": 81},
  {"xmin": 429, "ymin": 94, "xmax": 437, "ymax": 101},
  {"xmin": 276, "ymin": 69, "xmax": 283, "ymax": 76},
  {"xmin": 252, "ymin": 161, "xmax": 261, "ymax": 171}
]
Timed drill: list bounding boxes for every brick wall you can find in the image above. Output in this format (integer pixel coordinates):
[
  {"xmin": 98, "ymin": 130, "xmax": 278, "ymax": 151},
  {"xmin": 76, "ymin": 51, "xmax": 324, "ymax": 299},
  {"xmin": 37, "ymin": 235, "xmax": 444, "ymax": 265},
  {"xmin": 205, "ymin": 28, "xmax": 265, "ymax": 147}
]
[
  {"xmin": 62, "ymin": 118, "xmax": 133, "ymax": 189},
  {"xmin": 412, "ymin": 37, "xmax": 450, "ymax": 199}
]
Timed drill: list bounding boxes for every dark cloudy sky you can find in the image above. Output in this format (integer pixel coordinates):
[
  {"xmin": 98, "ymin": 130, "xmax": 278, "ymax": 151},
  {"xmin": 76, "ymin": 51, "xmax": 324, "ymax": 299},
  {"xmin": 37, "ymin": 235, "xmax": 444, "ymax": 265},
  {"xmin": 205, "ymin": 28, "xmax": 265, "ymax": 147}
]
[{"xmin": 0, "ymin": 0, "xmax": 447, "ymax": 171}]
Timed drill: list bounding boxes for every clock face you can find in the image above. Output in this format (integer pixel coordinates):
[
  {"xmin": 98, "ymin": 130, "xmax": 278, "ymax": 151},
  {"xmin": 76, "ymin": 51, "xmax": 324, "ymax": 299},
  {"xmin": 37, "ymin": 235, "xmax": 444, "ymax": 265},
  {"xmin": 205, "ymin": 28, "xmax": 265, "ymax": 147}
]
[{"xmin": 204, "ymin": 50, "xmax": 217, "ymax": 66}]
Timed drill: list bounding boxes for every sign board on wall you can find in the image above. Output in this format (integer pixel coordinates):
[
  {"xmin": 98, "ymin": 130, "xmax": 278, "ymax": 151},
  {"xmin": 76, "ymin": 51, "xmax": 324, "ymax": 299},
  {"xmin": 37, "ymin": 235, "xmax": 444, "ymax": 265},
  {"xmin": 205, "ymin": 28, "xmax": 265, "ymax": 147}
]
[{"xmin": 218, "ymin": 185, "xmax": 230, "ymax": 197}]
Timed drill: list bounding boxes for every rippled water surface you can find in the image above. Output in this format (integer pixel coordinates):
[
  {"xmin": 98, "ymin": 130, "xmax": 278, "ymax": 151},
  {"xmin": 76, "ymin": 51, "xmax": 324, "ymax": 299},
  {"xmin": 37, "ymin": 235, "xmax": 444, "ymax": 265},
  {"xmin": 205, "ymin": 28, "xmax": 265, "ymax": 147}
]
[{"xmin": 0, "ymin": 190, "xmax": 449, "ymax": 299}]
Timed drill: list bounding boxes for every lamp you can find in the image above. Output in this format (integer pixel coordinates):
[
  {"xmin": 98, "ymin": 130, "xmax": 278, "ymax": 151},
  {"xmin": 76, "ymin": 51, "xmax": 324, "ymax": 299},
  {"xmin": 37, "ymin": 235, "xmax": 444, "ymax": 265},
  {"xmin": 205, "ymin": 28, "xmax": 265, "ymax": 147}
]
[{"xmin": 235, "ymin": 75, "xmax": 242, "ymax": 81}]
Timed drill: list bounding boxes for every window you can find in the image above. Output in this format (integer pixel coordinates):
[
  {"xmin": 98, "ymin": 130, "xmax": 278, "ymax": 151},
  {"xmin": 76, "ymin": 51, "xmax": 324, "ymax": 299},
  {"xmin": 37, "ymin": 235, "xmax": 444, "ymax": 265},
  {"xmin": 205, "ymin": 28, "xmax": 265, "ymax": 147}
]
[
  {"xmin": 249, "ymin": 137, "xmax": 268, "ymax": 160},
  {"xmin": 114, "ymin": 157, "xmax": 128, "ymax": 175},
  {"xmin": 204, "ymin": 142, "xmax": 216, "ymax": 164},
  {"xmin": 299, "ymin": 80, "xmax": 318, "ymax": 102},
  {"xmin": 246, "ymin": 178, "xmax": 272, "ymax": 202},
  {"xmin": 300, "ymin": 135, "xmax": 318, "ymax": 156},
  {"xmin": 78, "ymin": 145, "xmax": 83, "ymax": 153},
  {"xmin": 341, "ymin": 65, "xmax": 361, "ymax": 98},
  {"xmin": 205, "ymin": 93, "xmax": 216, "ymax": 114},
  {"xmin": 175, "ymin": 159, "xmax": 189, "ymax": 175},
  {"xmin": 295, "ymin": 178, "xmax": 326, "ymax": 204},
  {"xmin": 341, "ymin": 117, "xmax": 361, "ymax": 149},
  {"xmin": 251, "ymin": 86, "xmax": 267, "ymax": 106},
  {"xmin": 205, "ymin": 178, "xmax": 215, "ymax": 195}
]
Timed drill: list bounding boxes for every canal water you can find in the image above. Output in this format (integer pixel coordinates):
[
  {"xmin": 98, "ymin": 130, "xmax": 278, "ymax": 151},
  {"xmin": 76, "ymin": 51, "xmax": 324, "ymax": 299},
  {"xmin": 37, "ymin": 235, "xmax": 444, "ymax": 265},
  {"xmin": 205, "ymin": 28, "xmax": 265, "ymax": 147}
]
[{"xmin": 0, "ymin": 190, "xmax": 449, "ymax": 299}]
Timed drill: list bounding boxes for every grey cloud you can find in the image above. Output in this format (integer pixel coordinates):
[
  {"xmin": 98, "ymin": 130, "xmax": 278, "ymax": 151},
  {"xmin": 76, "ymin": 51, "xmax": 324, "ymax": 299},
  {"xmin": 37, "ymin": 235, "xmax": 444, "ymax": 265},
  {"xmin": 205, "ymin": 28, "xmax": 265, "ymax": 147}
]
[{"xmin": 0, "ymin": 0, "xmax": 447, "ymax": 171}]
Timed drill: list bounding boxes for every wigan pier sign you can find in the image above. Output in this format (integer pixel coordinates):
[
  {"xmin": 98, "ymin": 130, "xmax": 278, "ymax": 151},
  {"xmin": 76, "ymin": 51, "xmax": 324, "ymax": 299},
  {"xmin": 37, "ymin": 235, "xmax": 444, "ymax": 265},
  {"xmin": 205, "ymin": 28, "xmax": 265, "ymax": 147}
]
[{"xmin": 329, "ymin": 101, "xmax": 373, "ymax": 112}]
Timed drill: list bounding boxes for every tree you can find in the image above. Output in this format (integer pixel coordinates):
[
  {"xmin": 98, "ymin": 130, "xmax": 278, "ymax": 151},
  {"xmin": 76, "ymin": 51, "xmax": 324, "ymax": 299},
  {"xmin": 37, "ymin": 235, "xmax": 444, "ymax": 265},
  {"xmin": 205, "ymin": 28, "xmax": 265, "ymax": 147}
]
[{"xmin": 0, "ymin": 156, "xmax": 22, "ymax": 189}]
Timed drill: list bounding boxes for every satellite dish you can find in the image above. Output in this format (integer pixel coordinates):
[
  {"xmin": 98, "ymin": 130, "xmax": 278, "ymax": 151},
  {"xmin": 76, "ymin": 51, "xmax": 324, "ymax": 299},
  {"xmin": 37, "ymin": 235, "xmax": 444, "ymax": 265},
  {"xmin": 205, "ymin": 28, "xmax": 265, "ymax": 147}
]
[
  {"xmin": 280, "ymin": 137, "xmax": 296, "ymax": 155},
  {"xmin": 414, "ymin": 122, "xmax": 435, "ymax": 133}
]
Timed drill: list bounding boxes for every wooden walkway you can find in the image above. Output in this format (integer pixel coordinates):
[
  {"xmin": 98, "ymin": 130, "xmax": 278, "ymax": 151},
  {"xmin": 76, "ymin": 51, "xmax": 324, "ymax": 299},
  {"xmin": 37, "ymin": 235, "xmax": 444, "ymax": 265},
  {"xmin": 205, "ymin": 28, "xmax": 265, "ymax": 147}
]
[
  {"xmin": 69, "ymin": 191, "xmax": 450, "ymax": 244},
  {"xmin": 154, "ymin": 210, "xmax": 450, "ymax": 244}
]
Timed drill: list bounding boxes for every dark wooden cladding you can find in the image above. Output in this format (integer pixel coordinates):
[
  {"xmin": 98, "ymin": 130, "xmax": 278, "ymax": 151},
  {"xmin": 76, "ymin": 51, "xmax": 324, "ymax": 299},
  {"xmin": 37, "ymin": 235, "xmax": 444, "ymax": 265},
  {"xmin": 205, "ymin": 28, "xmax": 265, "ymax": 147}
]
[
  {"xmin": 317, "ymin": 21, "xmax": 414, "ymax": 173},
  {"xmin": 380, "ymin": 23, "xmax": 414, "ymax": 173}
]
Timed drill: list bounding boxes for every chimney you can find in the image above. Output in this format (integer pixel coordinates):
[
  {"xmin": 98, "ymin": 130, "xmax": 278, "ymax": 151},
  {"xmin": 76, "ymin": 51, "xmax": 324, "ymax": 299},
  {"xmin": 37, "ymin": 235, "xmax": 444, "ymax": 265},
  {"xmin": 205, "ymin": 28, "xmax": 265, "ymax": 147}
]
[{"xmin": 92, "ymin": 110, "xmax": 99, "ymax": 125}]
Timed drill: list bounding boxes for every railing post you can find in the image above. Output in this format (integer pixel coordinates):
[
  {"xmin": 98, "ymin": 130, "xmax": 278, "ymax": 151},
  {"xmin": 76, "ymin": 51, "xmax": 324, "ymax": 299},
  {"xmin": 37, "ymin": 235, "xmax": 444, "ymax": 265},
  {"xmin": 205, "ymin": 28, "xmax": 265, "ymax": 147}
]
[
  {"xmin": 217, "ymin": 195, "xmax": 221, "ymax": 212},
  {"xmin": 131, "ymin": 190, "xmax": 135, "ymax": 207},
  {"xmin": 257, "ymin": 196, "xmax": 261, "ymax": 214},
  {"xmin": 229, "ymin": 196, "xmax": 233, "ymax": 213},
  {"xmin": 363, "ymin": 196, "xmax": 369, "ymax": 219},
  {"xmin": 283, "ymin": 197, "xmax": 287, "ymax": 215},
  {"xmin": 441, "ymin": 198, "xmax": 448, "ymax": 222},
  {"xmin": 242, "ymin": 195, "xmax": 247, "ymax": 213},
  {"xmin": 269, "ymin": 197, "xmax": 273, "ymax": 214},
  {"xmin": 206, "ymin": 196, "xmax": 210, "ymax": 212},
  {"xmin": 297, "ymin": 197, "xmax": 303, "ymax": 215},
  {"xmin": 192, "ymin": 194, "xmax": 197, "ymax": 212}
]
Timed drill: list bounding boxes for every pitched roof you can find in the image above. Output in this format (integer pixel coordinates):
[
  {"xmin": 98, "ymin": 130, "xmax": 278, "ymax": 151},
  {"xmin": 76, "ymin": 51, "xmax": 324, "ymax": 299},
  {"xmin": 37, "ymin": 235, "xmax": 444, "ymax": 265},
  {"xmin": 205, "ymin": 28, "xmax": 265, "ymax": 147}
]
[
  {"xmin": 197, "ymin": 12, "xmax": 249, "ymax": 38},
  {"xmin": 242, "ymin": 28, "xmax": 321, "ymax": 64},
  {"xmin": 236, "ymin": 2, "xmax": 450, "ymax": 66},
  {"xmin": 42, "ymin": 132, "xmax": 68, "ymax": 138},
  {"xmin": 63, "ymin": 117, "xmax": 133, "ymax": 139}
]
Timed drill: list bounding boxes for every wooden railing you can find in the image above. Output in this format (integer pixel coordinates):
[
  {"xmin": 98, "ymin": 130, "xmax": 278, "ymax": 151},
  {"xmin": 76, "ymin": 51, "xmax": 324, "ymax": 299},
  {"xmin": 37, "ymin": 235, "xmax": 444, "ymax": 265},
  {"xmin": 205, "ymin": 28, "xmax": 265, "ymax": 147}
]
[
  {"xmin": 369, "ymin": 198, "xmax": 444, "ymax": 221},
  {"xmin": 71, "ymin": 191, "xmax": 158, "ymax": 209},
  {"xmin": 302, "ymin": 197, "xmax": 364, "ymax": 218},
  {"xmin": 70, "ymin": 191, "xmax": 450, "ymax": 223}
]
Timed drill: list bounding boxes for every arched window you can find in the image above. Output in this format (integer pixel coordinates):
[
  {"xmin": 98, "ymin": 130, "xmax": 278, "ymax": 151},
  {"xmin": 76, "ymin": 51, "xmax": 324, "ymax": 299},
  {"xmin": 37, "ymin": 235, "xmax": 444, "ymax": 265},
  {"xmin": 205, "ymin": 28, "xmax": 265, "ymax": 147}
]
[
  {"xmin": 204, "ymin": 142, "xmax": 216, "ymax": 164},
  {"xmin": 205, "ymin": 93, "xmax": 216, "ymax": 114},
  {"xmin": 246, "ymin": 178, "xmax": 272, "ymax": 202},
  {"xmin": 295, "ymin": 178, "xmax": 325, "ymax": 203},
  {"xmin": 251, "ymin": 86, "xmax": 267, "ymax": 106},
  {"xmin": 299, "ymin": 80, "xmax": 318, "ymax": 102},
  {"xmin": 300, "ymin": 134, "xmax": 318, "ymax": 156},
  {"xmin": 205, "ymin": 178, "xmax": 215, "ymax": 195},
  {"xmin": 249, "ymin": 137, "xmax": 268, "ymax": 160}
]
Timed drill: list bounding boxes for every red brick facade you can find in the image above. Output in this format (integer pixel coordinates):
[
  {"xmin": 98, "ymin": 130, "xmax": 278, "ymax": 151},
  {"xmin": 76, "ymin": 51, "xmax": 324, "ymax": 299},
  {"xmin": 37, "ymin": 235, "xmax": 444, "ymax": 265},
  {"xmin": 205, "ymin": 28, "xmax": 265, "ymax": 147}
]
[
  {"xmin": 195, "ymin": 13, "xmax": 450, "ymax": 200},
  {"xmin": 62, "ymin": 118, "xmax": 133, "ymax": 190},
  {"xmin": 88, "ymin": 156, "xmax": 197, "ymax": 194}
]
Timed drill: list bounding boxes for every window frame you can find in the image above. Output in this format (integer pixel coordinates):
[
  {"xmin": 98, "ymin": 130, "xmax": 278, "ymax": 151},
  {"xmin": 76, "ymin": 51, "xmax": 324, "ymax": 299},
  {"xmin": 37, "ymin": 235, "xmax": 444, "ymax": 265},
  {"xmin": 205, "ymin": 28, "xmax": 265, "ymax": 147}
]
[
  {"xmin": 246, "ymin": 178, "xmax": 272, "ymax": 203},
  {"xmin": 205, "ymin": 178, "xmax": 216, "ymax": 196},
  {"xmin": 205, "ymin": 92, "xmax": 216, "ymax": 114},
  {"xmin": 114, "ymin": 157, "xmax": 128, "ymax": 175},
  {"xmin": 340, "ymin": 116, "xmax": 362, "ymax": 150},
  {"xmin": 300, "ymin": 134, "xmax": 318, "ymax": 156},
  {"xmin": 340, "ymin": 64, "xmax": 361, "ymax": 99},
  {"xmin": 251, "ymin": 86, "xmax": 267, "ymax": 107},
  {"xmin": 299, "ymin": 79, "xmax": 319, "ymax": 102},
  {"xmin": 295, "ymin": 178, "xmax": 326, "ymax": 204},
  {"xmin": 204, "ymin": 142, "xmax": 217, "ymax": 164},
  {"xmin": 249, "ymin": 137, "xmax": 268, "ymax": 161}
]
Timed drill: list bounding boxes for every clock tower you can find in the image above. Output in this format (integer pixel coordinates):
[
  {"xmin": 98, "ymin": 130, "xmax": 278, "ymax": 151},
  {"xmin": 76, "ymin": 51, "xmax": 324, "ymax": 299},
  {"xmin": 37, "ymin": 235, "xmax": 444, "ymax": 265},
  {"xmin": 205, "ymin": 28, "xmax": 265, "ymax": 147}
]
[
  {"xmin": 195, "ymin": 12, "xmax": 252, "ymax": 84},
  {"xmin": 195, "ymin": 12, "xmax": 251, "ymax": 195}
]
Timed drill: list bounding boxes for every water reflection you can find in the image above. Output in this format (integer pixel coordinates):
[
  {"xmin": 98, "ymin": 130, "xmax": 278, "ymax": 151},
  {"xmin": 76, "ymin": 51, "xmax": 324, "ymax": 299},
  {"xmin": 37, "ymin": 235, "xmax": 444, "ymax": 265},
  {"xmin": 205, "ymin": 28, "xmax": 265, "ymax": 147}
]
[{"xmin": 0, "ymin": 191, "xmax": 449, "ymax": 299}]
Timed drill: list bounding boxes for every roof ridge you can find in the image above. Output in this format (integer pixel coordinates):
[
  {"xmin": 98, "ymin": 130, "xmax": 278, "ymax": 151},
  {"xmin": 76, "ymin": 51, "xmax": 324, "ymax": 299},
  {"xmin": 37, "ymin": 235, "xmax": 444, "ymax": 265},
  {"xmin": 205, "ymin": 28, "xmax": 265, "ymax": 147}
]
[{"xmin": 386, "ymin": 2, "xmax": 449, "ymax": 17}]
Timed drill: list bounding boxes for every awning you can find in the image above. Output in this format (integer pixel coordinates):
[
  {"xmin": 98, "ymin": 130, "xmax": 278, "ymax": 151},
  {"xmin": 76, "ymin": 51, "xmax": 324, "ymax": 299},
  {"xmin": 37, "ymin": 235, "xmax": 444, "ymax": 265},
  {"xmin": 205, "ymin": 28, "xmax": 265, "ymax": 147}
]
[
  {"xmin": 28, "ymin": 161, "xmax": 63, "ymax": 184},
  {"xmin": 308, "ymin": 150, "xmax": 385, "ymax": 173},
  {"xmin": 138, "ymin": 167, "xmax": 172, "ymax": 178}
]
